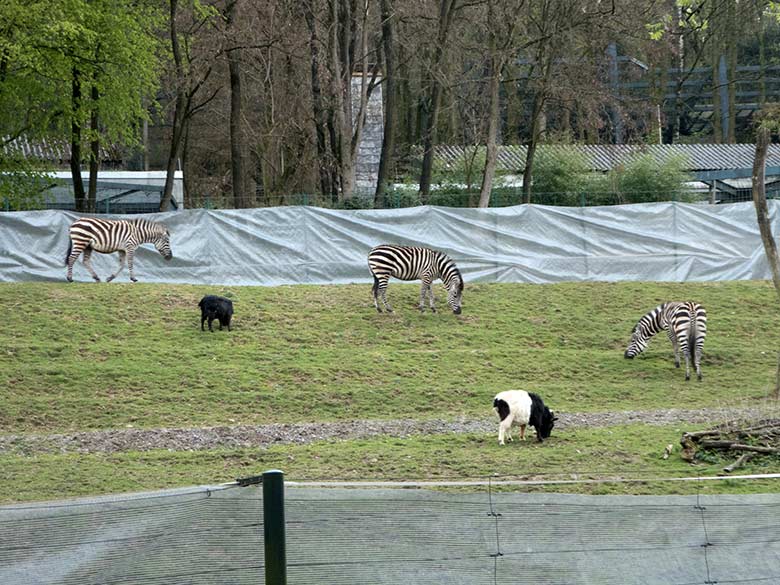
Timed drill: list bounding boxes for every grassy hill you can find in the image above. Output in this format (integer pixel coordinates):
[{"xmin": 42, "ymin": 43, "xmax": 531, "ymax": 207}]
[
  {"xmin": 3, "ymin": 279, "xmax": 780, "ymax": 502},
  {"xmin": 2, "ymin": 279, "xmax": 779, "ymax": 434}
]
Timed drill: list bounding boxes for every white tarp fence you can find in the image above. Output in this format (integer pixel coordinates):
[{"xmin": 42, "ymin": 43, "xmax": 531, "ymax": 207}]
[{"xmin": 0, "ymin": 202, "xmax": 775, "ymax": 285}]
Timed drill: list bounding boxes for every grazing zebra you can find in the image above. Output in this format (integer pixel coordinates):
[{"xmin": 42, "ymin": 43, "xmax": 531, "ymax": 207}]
[
  {"xmin": 624, "ymin": 301, "xmax": 707, "ymax": 381},
  {"xmin": 367, "ymin": 244, "xmax": 464, "ymax": 314},
  {"xmin": 65, "ymin": 217, "xmax": 172, "ymax": 283}
]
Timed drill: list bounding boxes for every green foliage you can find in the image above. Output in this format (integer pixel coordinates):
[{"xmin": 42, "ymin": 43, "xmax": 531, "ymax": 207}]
[
  {"xmin": 0, "ymin": 154, "xmax": 55, "ymax": 210},
  {"xmin": 431, "ymin": 147, "xmax": 489, "ymax": 189},
  {"xmin": 529, "ymin": 148, "xmax": 593, "ymax": 206},
  {"xmin": 0, "ymin": 0, "xmax": 166, "ymax": 153},
  {"xmin": 587, "ymin": 153, "xmax": 695, "ymax": 204}
]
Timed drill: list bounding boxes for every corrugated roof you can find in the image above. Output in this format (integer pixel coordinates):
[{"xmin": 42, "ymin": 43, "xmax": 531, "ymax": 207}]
[
  {"xmin": 432, "ymin": 144, "xmax": 780, "ymax": 172},
  {"xmin": 2, "ymin": 135, "xmax": 122, "ymax": 164}
]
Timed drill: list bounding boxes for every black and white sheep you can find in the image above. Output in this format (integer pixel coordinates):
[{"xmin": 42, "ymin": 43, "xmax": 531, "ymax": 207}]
[
  {"xmin": 493, "ymin": 390, "xmax": 557, "ymax": 445},
  {"xmin": 198, "ymin": 295, "xmax": 234, "ymax": 332}
]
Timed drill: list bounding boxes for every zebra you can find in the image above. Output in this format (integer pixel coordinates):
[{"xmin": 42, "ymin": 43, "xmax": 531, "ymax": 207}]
[
  {"xmin": 65, "ymin": 217, "xmax": 172, "ymax": 283},
  {"xmin": 624, "ymin": 301, "xmax": 707, "ymax": 381},
  {"xmin": 367, "ymin": 244, "xmax": 464, "ymax": 314}
]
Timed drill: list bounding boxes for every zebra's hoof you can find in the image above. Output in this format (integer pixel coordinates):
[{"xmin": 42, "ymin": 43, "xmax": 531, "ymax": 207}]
[
  {"xmin": 106, "ymin": 276, "xmax": 115, "ymax": 282},
  {"xmin": 675, "ymin": 363, "xmax": 680, "ymax": 368},
  {"xmin": 130, "ymin": 278, "xmax": 138, "ymax": 283},
  {"xmin": 93, "ymin": 277, "xmax": 101, "ymax": 282},
  {"xmin": 66, "ymin": 277, "xmax": 73, "ymax": 283}
]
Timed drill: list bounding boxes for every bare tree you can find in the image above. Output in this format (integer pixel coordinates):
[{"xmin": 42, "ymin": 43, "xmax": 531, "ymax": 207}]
[
  {"xmin": 752, "ymin": 115, "xmax": 780, "ymax": 302},
  {"xmin": 374, "ymin": 0, "xmax": 398, "ymax": 206},
  {"xmin": 478, "ymin": 0, "xmax": 525, "ymax": 208},
  {"xmin": 418, "ymin": 0, "xmax": 459, "ymax": 203},
  {"xmin": 225, "ymin": 0, "xmax": 251, "ymax": 208}
]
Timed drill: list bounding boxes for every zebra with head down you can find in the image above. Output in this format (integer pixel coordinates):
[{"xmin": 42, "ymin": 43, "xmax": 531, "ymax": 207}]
[
  {"xmin": 367, "ymin": 244, "xmax": 464, "ymax": 314},
  {"xmin": 624, "ymin": 301, "xmax": 707, "ymax": 381}
]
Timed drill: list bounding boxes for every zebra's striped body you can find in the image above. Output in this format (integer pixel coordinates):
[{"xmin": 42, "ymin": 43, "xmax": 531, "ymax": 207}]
[
  {"xmin": 367, "ymin": 244, "xmax": 464, "ymax": 314},
  {"xmin": 65, "ymin": 217, "xmax": 172, "ymax": 282},
  {"xmin": 625, "ymin": 301, "xmax": 707, "ymax": 381}
]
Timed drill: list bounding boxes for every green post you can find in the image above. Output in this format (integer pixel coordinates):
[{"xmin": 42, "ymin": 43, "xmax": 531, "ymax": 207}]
[{"xmin": 263, "ymin": 469, "xmax": 287, "ymax": 585}]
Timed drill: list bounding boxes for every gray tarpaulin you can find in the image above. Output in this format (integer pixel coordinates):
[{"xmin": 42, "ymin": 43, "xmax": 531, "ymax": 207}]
[
  {"xmin": 0, "ymin": 202, "xmax": 776, "ymax": 285},
  {"xmin": 1, "ymin": 484, "xmax": 779, "ymax": 584}
]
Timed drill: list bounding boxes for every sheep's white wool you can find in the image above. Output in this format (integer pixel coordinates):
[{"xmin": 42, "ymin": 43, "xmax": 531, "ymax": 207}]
[{"xmin": 494, "ymin": 390, "xmax": 533, "ymax": 445}]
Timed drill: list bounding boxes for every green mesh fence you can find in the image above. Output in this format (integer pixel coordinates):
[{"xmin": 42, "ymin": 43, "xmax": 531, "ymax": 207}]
[{"xmin": 2, "ymin": 477, "xmax": 780, "ymax": 584}]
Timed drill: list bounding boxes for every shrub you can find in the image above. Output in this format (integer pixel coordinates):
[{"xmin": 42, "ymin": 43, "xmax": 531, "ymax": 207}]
[{"xmin": 530, "ymin": 147, "xmax": 593, "ymax": 206}]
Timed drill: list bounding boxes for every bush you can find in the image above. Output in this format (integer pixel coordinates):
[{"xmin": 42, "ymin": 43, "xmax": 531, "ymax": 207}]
[
  {"xmin": 530, "ymin": 147, "xmax": 593, "ymax": 206},
  {"xmin": 586, "ymin": 153, "xmax": 696, "ymax": 204},
  {"xmin": 0, "ymin": 155, "xmax": 54, "ymax": 210}
]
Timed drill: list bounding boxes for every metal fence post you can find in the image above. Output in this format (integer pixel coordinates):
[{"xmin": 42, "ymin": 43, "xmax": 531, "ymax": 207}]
[{"xmin": 263, "ymin": 469, "xmax": 287, "ymax": 585}]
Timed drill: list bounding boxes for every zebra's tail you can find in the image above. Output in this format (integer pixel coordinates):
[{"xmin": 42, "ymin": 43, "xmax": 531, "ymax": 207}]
[
  {"xmin": 687, "ymin": 314, "xmax": 698, "ymax": 364},
  {"xmin": 64, "ymin": 239, "xmax": 72, "ymax": 265},
  {"xmin": 371, "ymin": 275, "xmax": 379, "ymax": 298}
]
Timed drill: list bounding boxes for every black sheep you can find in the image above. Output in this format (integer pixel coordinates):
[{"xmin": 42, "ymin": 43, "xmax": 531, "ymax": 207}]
[{"xmin": 198, "ymin": 295, "xmax": 234, "ymax": 332}]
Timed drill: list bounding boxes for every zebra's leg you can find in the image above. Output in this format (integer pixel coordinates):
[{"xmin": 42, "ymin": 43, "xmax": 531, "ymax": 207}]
[
  {"xmin": 418, "ymin": 282, "xmax": 427, "ymax": 312},
  {"xmin": 372, "ymin": 276, "xmax": 382, "ymax": 313},
  {"xmin": 695, "ymin": 337, "xmax": 705, "ymax": 381},
  {"xmin": 377, "ymin": 276, "xmax": 393, "ymax": 313},
  {"xmin": 680, "ymin": 340, "xmax": 691, "ymax": 381},
  {"xmin": 428, "ymin": 283, "xmax": 436, "ymax": 313},
  {"xmin": 106, "ymin": 251, "xmax": 126, "ymax": 282},
  {"xmin": 667, "ymin": 329, "xmax": 680, "ymax": 368},
  {"xmin": 81, "ymin": 248, "xmax": 101, "ymax": 282},
  {"xmin": 127, "ymin": 248, "xmax": 138, "ymax": 282},
  {"xmin": 66, "ymin": 244, "xmax": 85, "ymax": 282}
]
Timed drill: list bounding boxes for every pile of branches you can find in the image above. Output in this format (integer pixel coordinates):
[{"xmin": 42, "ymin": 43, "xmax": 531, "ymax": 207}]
[{"xmin": 680, "ymin": 419, "xmax": 780, "ymax": 472}]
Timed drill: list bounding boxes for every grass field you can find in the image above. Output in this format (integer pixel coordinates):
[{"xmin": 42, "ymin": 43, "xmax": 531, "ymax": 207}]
[{"xmin": 2, "ymin": 279, "xmax": 780, "ymax": 502}]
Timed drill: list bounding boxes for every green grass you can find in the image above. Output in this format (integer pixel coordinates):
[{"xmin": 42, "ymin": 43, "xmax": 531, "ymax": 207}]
[
  {"xmin": 2, "ymin": 280, "xmax": 780, "ymax": 433},
  {"xmin": 4, "ymin": 423, "xmax": 780, "ymax": 504},
  {"xmin": 2, "ymin": 279, "xmax": 780, "ymax": 503}
]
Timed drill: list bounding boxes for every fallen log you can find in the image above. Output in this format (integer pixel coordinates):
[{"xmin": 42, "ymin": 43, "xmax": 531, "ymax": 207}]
[
  {"xmin": 723, "ymin": 453, "xmax": 756, "ymax": 473},
  {"xmin": 680, "ymin": 419, "xmax": 780, "ymax": 471},
  {"xmin": 698, "ymin": 440, "xmax": 780, "ymax": 454}
]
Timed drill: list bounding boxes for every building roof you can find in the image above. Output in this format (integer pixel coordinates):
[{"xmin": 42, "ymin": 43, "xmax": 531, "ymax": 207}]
[
  {"xmin": 433, "ymin": 143, "xmax": 780, "ymax": 181},
  {"xmin": 2, "ymin": 135, "xmax": 122, "ymax": 165}
]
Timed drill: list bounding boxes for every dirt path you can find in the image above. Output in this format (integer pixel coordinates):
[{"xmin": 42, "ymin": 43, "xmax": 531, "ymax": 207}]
[{"xmin": 2, "ymin": 406, "xmax": 778, "ymax": 456}]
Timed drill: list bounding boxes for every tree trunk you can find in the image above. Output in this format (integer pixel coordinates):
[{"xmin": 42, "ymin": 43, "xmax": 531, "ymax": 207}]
[
  {"xmin": 161, "ymin": 0, "xmax": 185, "ymax": 212},
  {"xmin": 522, "ymin": 92, "xmax": 545, "ymax": 204},
  {"xmin": 87, "ymin": 79, "xmax": 99, "ymax": 214},
  {"xmin": 478, "ymin": 4, "xmax": 501, "ymax": 209},
  {"xmin": 228, "ymin": 50, "xmax": 247, "ymax": 208},
  {"xmin": 226, "ymin": 1, "xmax": 248, "ymax": 208},
  {"xmin": 418, "ymin": 0, "xmax": 457, "ymax": 203},
  {"xmin": 304, "ymin": 0, "xmax": 332, "ymax": 199},
  {"xmin": 374, "ymin": 0, "xmax": 397, "ymax": 207},
  {"xmin": 329, "ymin": 0, "xmax": 354, "ymax": 201},
  {"xmin": 70, "ymin": 67, "xmax": 86, "ymax": 213},
  {"xmin": 752, "ymin": 125, "xmax": 780, "ymax": 302}
]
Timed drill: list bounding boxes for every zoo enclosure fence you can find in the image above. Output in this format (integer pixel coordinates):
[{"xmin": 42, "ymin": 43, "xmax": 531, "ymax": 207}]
[
  {"xmin": 2, "ymin": 471, "xmax": 780, "ymax": 585},
  {"xmin": 1, "ymin": 187, "xmax": 767, "ymax": 214}
]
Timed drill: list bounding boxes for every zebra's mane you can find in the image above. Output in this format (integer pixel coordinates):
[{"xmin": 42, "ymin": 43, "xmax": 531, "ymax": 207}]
[{"xmin": 131, "ymin": 218, "xmax": 167, "ymax": 233}]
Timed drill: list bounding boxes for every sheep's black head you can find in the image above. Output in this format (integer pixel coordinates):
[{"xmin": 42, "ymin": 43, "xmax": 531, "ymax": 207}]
[{"xmin": 538, "ymin": 408, "xmax": 558, "ymax": 440}]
